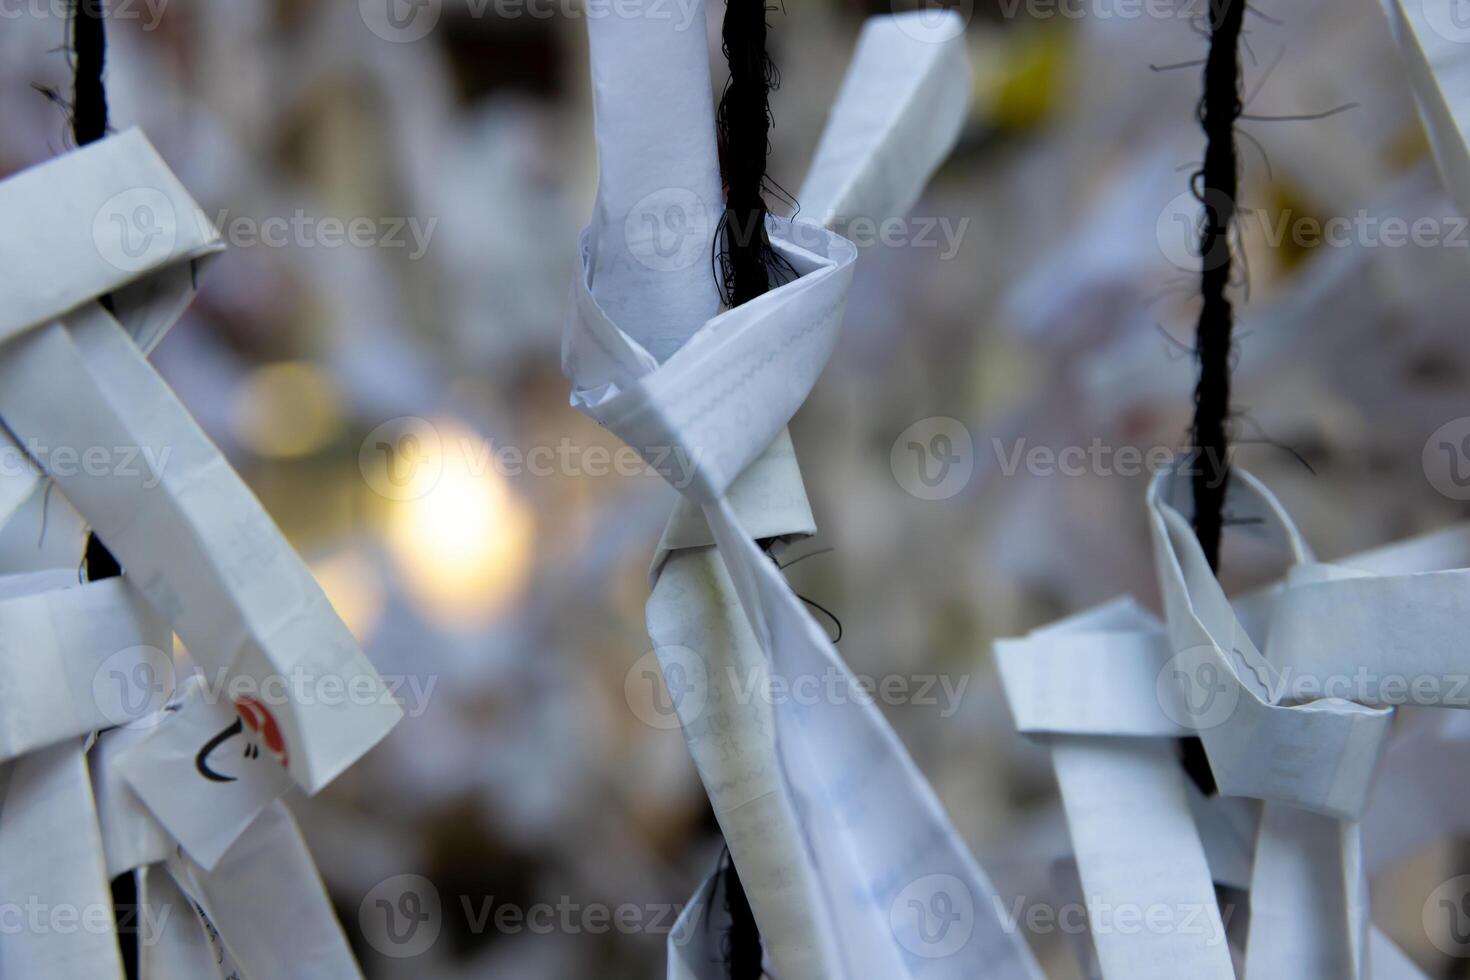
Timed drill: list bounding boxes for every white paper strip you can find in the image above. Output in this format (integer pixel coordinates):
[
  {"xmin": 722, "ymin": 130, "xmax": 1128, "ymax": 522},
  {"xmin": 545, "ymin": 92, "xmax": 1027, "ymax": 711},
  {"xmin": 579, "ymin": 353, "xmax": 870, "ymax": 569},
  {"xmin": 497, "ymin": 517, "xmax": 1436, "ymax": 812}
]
[
  {"xmin": 0, "ymin": 572, "xmax": 171, "ymax": 762},
  {"xmin": 0, "ymin": 741, "xmax": 123, "ymax": 979},
  {"xmin": 1147, "ymin": 461, "xmax": 1392, "ymax": 819},
  {"xmin": 997, "ymin": 602, "xmax": 1233, "ymax": 980},
  {"xmin": 138, "ymin": 864, "xmax": 231, "ymax": 980},
  {"xmin": 166, "ymin": 802, "xmax": 361, "ymax": 980},
  {"xmin": 0, "ymin": 306, "xmax": 401, "ymax": 793},
  {"xmin": 573, "ymin": 12, "xmax": 1038, "ymax": 977},
  {"xmin": 1380, "ymin": 0, "xmax": 1470, "ymax": 218}
]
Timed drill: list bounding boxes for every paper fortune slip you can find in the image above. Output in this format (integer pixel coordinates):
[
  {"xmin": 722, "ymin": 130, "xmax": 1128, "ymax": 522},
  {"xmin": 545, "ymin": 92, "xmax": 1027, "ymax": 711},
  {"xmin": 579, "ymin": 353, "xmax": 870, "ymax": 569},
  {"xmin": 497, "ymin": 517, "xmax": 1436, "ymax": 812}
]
[
  {"xmin": 995, "ymin": 457, "xmax": 1470, "ymax": 979},
  {"xmin": 0, "ymin": 130, "xmax": 401, "ymax": 793},
  {"xmin": 573, "ymin": 9, "xmax": 1043, "ymax": 979}
]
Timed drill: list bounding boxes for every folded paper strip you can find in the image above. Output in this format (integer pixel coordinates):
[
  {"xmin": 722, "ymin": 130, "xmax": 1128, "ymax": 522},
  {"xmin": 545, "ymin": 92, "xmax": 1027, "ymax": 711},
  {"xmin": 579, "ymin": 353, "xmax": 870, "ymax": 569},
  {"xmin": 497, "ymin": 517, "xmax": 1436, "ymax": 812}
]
[{"xmin": 571, "ymin": 9, "xmax": 1044, "ymax": 978}]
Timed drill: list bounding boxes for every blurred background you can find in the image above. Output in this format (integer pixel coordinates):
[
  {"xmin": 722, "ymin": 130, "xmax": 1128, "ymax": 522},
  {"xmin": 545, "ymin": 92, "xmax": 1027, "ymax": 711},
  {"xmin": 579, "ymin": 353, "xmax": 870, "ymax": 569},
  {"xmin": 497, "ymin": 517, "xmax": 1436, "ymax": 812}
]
[{"xmin": 5, "ymin": 0, "xmax": 1470, "ymax": 975}]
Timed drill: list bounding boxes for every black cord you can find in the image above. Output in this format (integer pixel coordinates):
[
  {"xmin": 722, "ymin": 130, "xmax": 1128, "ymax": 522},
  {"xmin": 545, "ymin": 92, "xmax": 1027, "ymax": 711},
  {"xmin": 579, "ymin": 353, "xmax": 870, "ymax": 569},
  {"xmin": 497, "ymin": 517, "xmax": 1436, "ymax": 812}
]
[
  {"xmin": 1180, "ymin": 0, "xmax": 1246, "ymax": 798},
  {"xmin": 72, "ymin": 0, "xmax": 109, "ymax": 146}
]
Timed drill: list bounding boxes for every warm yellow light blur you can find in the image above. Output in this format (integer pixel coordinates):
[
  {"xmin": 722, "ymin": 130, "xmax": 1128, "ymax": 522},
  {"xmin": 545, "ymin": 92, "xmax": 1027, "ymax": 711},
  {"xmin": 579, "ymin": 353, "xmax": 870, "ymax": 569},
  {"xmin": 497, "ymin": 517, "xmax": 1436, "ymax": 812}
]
[
  {"xmin": 309, "ymin": 548, "xmax": 387, "ymax": 644},
  {"xmin": 383, "ymin": 419, "xmax": 534, "ymax": 630},
  {"xmin": 232, "ymin": 361, "xmax": 345, "ymax": 459}
]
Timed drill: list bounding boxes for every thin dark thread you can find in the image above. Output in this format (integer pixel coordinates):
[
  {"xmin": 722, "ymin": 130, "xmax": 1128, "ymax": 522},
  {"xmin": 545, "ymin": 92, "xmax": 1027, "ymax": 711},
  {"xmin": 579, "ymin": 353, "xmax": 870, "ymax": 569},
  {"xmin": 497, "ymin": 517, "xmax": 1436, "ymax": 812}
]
[
  {"xmin": 72, "ymin": 0, "xmax": 108, "ymax": 146},
  {"xmin": 1150, "ymin": 59, "xmax": 1207, "ymax": 71},
  {"xmin": 1239, "ymin": 104, "xmax": 1358, "ymax": 122}
]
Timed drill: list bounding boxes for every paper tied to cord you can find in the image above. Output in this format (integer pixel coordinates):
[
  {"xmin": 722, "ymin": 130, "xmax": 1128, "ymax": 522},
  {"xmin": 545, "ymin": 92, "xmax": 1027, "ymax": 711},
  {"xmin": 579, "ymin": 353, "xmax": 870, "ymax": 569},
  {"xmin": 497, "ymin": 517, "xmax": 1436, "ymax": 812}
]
[
  {"xmin": 994, "ymin": 458, "xmax": 1470, "ymax": 979},
  {"xmin": 0, "ymin": 130, "xmax": 401, "ymax": 793},
  {"xmin": 572, "ymin": 8, "xmax": 1041, "ymax": 979}
]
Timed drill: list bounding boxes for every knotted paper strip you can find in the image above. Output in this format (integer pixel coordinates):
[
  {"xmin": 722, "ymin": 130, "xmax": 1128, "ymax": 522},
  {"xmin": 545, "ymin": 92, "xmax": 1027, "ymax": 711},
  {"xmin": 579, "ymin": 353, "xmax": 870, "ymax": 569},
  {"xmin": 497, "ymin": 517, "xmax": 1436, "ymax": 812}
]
[
  {"xmin": 574, "ymin": 10, "xmax": 1041, "ymax": 978},
  {"xmin": 1149, "ymin": 461, "xmax": 1396, "ymax": 979},
  {"xmin": 0, "ymin": 131, "xmax": 401, "ymax": 793}
]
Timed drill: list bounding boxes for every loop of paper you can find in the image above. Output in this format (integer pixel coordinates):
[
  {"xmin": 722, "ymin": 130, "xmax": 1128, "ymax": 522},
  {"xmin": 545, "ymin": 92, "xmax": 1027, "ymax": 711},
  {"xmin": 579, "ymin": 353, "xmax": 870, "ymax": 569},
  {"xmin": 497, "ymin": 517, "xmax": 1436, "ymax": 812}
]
[
  {"xmin": 0, "ymin": 571, "xmax": 171, "ymax": 763},
  {"xmin": 1148, "ymin": 460, "xmax": 1393, "ymax": 820},
  {"xmin": 569, "ymin": 218, "xmax": 859, "ymax": 505}
]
